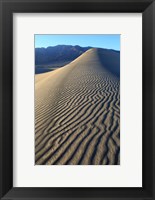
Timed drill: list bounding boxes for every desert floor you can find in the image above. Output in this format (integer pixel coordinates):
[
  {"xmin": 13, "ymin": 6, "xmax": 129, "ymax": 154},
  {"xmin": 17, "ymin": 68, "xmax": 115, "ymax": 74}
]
[{"xmin": 35, "ymin": 48, "xmax": 120, "ymax": 165}]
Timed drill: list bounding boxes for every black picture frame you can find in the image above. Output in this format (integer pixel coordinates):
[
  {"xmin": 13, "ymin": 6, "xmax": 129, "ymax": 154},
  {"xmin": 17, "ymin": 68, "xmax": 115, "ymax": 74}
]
[{"xmin": 0, "ymin": 0, "xmax": 155, "ymax": 199}]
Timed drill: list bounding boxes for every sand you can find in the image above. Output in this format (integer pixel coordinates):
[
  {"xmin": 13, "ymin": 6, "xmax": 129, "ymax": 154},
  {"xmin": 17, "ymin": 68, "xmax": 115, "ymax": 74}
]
[{"xmin": 35, "ymin": 48, "xmax": 120, "ymax": 165}]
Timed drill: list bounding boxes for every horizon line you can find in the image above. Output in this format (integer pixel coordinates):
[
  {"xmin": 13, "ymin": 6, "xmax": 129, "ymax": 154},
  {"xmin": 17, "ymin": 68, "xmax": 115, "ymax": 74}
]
[{"xmin": 35, "ymin": 44, "xmax": 120, "ymax": 52}]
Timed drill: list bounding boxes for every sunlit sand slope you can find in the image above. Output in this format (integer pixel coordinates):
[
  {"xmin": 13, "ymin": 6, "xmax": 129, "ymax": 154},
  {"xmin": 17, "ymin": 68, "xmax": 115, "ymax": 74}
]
[{"xmin": 35, "ymin": 48, "xmax": 120, "ymax": 165}]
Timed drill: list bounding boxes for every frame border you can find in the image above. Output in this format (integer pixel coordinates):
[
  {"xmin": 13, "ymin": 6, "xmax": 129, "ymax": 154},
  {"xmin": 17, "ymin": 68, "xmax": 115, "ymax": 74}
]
[{"xmin": 0, "ymin": 0, "xmax": 155, "ymax": 199}]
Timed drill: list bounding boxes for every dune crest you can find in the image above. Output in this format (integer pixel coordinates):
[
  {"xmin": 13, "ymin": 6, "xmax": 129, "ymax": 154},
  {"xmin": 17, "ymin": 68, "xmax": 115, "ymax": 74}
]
[{"xmin": 35, "ymin": 48, "xmax": 120, "ymax": 165}]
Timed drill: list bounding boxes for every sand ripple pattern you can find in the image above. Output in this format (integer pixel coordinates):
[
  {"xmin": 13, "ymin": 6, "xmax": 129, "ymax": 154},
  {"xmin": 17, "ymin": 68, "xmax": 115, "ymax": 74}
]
[{"xmin": 35, "ymin": 48, "xmax": 120, "ymax": 165}]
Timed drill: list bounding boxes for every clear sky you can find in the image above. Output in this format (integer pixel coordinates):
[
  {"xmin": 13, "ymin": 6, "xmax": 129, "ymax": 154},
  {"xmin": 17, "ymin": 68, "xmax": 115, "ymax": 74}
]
[{"xmin": 35, "ymin": 34, "xmax": 120, "ymax": 51}]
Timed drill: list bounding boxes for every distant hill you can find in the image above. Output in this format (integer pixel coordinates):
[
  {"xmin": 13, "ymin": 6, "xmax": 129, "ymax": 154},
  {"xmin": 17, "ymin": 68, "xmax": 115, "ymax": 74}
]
[
  {"xmin": 35, "ymin": 45, "xmax": 91, "ymax": 65},
  {"xmin": 35, "ymin": 45, "xmax": 120, "ymax": 74}
]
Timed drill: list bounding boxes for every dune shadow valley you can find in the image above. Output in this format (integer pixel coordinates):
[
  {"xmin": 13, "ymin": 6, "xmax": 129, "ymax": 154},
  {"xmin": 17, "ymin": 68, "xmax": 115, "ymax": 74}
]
[{"xmin": 35, "ymin": 45, "xmax": 120, "ymax": 165}]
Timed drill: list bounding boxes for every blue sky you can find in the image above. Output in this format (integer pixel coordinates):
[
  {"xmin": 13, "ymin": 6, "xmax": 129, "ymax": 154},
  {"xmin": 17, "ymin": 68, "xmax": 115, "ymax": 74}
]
[{"xmin": 35, "ymin": 34, "xmax": 120, "ymax": 51}]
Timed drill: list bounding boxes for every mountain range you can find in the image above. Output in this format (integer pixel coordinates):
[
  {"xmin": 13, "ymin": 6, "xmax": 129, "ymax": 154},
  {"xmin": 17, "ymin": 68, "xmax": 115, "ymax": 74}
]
[{"xmin": 35, "ymin": 45, "xmax": 120, "ymax": 74}]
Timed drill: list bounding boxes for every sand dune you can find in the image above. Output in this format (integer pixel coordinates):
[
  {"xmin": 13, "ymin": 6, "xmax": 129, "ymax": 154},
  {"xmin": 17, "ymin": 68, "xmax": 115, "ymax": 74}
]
[{"xmin": 35, "ymin": 48, "xmax": 120, "ymax": 165}]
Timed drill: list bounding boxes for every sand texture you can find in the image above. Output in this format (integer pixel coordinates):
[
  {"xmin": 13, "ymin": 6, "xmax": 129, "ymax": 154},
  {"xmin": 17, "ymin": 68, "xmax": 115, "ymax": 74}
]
[{"xmin": 35, "ymin": 48, "xmax": 120, "ymax": 165}]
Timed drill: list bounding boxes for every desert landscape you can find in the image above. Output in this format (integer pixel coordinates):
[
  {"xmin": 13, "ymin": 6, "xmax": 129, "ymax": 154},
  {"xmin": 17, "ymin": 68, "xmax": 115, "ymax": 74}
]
[{"xmin": 35, "ymin": 45, "xmax": 120, "ymax": 165}]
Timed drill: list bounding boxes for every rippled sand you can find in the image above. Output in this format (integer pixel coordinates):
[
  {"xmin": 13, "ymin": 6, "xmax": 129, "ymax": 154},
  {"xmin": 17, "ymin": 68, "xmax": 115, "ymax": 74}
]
[{"xmin": 35, "ymin": 48, "xmax": 120, "ymax": 165}]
